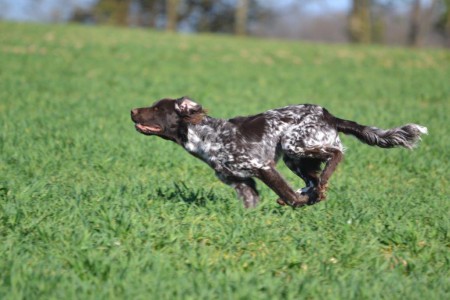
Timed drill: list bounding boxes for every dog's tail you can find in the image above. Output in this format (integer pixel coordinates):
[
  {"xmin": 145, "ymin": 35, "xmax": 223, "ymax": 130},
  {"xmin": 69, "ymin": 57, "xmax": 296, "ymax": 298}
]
[{"xmin": 324, "ymin": 109, "xmax": 428, "ymax": 149}]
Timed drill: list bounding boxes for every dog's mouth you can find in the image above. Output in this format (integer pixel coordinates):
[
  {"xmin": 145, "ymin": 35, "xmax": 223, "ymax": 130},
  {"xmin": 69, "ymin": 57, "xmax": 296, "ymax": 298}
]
[{"xmin": 135, "ymin": 123, "xmax": 162, "ymax": 135}]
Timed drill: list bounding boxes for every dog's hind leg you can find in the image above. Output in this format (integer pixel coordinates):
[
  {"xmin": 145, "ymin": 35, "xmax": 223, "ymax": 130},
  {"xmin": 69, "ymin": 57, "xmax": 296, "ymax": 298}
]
[
  {"xmin": 279, "ymin": 148, "xmax": 343, "ymax": 205},
  {"xmin": 283, "ymin": 156, "xmax": 322, "ymax": 195},
  {"xmin": 232, "ymin": 179, "xmax": 260, "ymax": 208},
  {"xmin": 218, "ymin": 175, "xmax": 260, "ymax": 208},
  {"xmin": 317, "ymin": 148, "xmax": 343, "ymax": 201},
  {"xmin": 257, "ymin": 164, "xmax": 309, "ymax": 208}
]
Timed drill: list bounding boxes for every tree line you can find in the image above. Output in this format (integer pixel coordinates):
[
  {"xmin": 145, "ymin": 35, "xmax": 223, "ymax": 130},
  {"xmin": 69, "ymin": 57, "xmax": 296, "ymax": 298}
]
[
  {"xmin": 68, "ymin": 0, "xmax": 450, "ymax": 47},
  {"xmin": 348, "ymin": 0, "xmax": 449, "ymax": 47},
  {"xmin": 71, "ymin": 0, "xmax": 261, "ymax": 36}
]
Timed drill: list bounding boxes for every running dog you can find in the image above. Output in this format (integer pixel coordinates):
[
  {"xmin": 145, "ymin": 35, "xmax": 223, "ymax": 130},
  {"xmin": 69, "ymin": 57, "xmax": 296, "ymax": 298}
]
[{"xmin": 131, "ymin": 97, "xmax": 427, "ymax": 208}]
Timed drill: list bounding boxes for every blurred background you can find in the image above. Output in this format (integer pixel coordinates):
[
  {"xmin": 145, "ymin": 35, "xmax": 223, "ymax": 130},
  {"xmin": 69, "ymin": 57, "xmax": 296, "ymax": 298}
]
[{"xmin": 1, "ymin": 0, "xmax": 449, "ymax": 48}]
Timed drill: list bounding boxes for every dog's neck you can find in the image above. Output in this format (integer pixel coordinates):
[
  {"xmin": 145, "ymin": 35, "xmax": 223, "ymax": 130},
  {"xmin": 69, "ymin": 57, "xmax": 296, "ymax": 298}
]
[{"xmin": 181, "ymin": 116, "xmax": 231, "ymax": 163}]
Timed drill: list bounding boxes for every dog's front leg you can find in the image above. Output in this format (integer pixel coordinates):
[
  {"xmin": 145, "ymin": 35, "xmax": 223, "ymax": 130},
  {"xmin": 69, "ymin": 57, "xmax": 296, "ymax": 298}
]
[
  {"xmin": 258, "ymin": 165, "xmax": 308, "ymax": 208},
  {"xmin": 231, "ymin": 179, "xmax": 260, "ymax": 208},
  {"xmin": 216, "ymin": 174, "xmax": 260, "ymax": 208}
]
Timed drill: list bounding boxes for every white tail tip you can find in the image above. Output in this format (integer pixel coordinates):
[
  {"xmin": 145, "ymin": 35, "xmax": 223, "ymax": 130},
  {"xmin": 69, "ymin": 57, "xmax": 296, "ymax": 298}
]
[{"xmin": 415, "ymin": 125, "xmax": 428, "ymax": 135}]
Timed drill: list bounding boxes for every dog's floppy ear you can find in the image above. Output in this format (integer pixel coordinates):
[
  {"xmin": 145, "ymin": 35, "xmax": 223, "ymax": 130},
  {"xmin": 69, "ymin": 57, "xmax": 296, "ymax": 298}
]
[{"xmin": 175, "ymin": 96, "xmax": 203, "ymax": 116}]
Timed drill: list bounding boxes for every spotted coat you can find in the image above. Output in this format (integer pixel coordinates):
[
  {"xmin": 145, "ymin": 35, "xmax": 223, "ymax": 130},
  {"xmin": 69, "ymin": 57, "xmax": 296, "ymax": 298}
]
[
  {"xmin": 183, "ymin": 104, "xmax": 343, "ymax": 180},
  {"xmin": 131, "ymin": 97, "xmax": 427, "ymax": 208}
]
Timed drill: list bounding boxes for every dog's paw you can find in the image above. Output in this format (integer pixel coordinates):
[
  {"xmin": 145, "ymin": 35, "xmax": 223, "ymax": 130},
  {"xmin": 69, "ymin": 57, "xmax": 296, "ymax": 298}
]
[
  {"xmin": 276, "ymin": 194, "xmax": 310, "ymax": 208},
  {"xmin": 276, "ymin": 198, "xmax": 288, "ymax": 206},
  {"xmin": 293, "ymin": 194, "xmax": 310, "ymax": 207}
]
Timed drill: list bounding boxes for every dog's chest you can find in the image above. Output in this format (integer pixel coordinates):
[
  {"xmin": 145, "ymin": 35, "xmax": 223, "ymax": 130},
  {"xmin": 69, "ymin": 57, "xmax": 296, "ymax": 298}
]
[
  {"xmin": 183, "ymin": 125, "xmax": 270, "ymax": 177},
  {"xmin": 184, "ymin": 127, "xmax": 222, "ymax": 162}
]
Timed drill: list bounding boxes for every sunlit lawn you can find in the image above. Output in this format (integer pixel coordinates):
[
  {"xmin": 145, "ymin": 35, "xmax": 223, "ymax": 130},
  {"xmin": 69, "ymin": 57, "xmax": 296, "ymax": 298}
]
[{"xmin": 0, "ymin": 22, "xmax": 449, "ymax": 299}]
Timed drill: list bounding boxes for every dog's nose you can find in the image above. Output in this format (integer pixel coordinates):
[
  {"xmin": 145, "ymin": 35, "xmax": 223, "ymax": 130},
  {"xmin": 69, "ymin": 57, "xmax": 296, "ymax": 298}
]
[{"xmin": 131, "ymin": 109, "xmax": 138, "ymax": 116}]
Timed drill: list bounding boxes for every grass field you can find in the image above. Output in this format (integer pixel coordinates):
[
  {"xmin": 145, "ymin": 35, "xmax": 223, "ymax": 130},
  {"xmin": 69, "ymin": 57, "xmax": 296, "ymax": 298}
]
[{"xmin": 0, "ymin": 22, "xmax": 449, "ymax": 299}]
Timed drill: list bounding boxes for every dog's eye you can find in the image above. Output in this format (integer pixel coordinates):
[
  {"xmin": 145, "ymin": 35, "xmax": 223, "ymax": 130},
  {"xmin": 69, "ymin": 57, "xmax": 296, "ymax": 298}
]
[{"xmin": 154, "ymin": 107, "xmax": 159, "ymax": 112}]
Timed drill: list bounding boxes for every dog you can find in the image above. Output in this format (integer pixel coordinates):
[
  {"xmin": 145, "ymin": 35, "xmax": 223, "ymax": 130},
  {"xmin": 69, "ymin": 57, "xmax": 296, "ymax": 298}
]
[{"xmin": 131, "ymin": 96, "xmax": 427, "ymax": 208}]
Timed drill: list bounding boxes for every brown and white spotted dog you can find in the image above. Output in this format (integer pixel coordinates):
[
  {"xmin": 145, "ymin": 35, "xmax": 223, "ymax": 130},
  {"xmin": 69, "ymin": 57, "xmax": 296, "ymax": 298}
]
[{"xmin": 131, "ymin": 96, "xmax": 427, "ymax": 208}]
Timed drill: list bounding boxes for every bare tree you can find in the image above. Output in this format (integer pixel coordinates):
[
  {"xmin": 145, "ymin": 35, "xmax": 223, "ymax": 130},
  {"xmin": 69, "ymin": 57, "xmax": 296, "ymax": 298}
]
[
  {"xmin": 348, "ymin": 0, "xmax": 372, "ymax": 43},
  {"xmin": 235, "ymin": 0, "xmax": 249, "ymax": 35},
  {"xmin": 408, "ymin": 0, "xmax": 421, "ymax": 46},
  {"xmin": 166, "ymin": 0, "xmax": 178, "ymax": 31},
  {"xmin": 406, "ymin": 0, "xmax": 441, "ymax": 47},
  {"xmin": 180, "ymin": 0, "xmax": 236, "ymax": 33},
  {"xmin": 94, "ymin": 0, "xmax": 132, "ymax": 26},
  {"xmin": 445, "ymin": 0, "xmax": 450, "ymax": 46},
  {"xmin": 132, "ymin": 0, "xmax": 163, "ymax": 27},
  {"xmin": 436, "ymin": 0, "xmax": 450, "ymax": 47}
]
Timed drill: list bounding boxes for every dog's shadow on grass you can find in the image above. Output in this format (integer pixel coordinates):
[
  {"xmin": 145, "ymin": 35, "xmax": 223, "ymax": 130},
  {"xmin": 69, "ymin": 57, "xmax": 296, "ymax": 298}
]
[
  {"xmin": 154, "ymin": 182, "xmax": 326, "ymax": 213},
  {"xmin": 155, "ymin": 182, "xmax": 225, "ymax": 207}
]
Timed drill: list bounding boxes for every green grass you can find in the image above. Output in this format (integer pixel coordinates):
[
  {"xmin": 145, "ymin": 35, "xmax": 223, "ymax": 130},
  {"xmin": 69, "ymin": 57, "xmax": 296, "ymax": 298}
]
[{"xmin": 0, "ymin": 22, "xmax": 449, "ymax": 299}]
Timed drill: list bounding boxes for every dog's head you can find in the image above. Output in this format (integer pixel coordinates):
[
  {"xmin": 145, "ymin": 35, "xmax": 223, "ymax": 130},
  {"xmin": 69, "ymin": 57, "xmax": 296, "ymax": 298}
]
[{"xmin": 131, "ymin": 97, "xmax": 205, "ymax": 142}]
